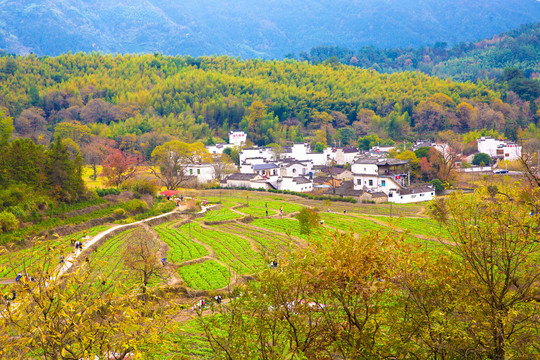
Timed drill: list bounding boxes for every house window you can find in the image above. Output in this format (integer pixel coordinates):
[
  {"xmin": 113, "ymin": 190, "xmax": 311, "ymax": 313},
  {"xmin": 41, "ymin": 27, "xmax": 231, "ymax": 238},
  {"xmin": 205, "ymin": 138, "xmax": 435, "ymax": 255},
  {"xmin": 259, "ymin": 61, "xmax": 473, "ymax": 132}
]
[
  {"xmin": 189, "ymin": 169, "xmax": 193, "ymax": 175},
  {"xmin": 272, "ymin": 170, "xmax": 276, "ymax": 175},
  {"xmin": 381, "ymin": 180, "xmax": 386, "ymax": 187},
  {"xmin": 401, "ymin": 196, "xmax": 403, "ymax": 199},
  {"xmin": 293, "ymin": 168, "xmax": 296, "ymax": 173},
  {"xmin": 197, "ymin": 169, "xmax": 200, "ymax": 175},
  {"xmin": 389, "ymin": 193, "xmax": 393, "ymax": 197},
  {"xmin": 431, "ymin": 192, "xmax": 434, "ymax": 195},
  {"xmin": 420, "ymin": 194, "xmax": 424, "ymax": 197},
  {"xmin": 357, "ymin": 179, "xmax": 361, "ymax": 185},
  {"xmin": 369, "ymin": 179, "xmax": 373, "ymax": 186}
]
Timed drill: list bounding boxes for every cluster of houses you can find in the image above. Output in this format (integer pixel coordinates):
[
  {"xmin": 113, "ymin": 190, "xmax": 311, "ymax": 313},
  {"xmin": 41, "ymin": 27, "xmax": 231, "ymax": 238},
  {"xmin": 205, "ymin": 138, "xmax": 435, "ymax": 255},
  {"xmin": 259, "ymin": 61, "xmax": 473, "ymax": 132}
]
[{"xmin": 182, "ymin": 131, "xmax": 523, "ymax": 204}]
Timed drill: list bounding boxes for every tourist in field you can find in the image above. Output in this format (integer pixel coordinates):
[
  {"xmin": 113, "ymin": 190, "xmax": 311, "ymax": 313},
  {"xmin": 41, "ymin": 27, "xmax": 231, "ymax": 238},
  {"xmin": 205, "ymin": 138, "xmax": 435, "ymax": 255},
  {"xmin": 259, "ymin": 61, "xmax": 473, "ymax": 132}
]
[
  {"xmin": 266, "ymin": 209, "xmax": 268, "ymax": 217},
  {"xmin": 161, "ymin": 258, "xmax": 167, "ymax": 266},
  {"xmin": 59, "ymin": 256, "xmax": 65, "ymax": 264},
  {"xmin": 215, "ymin": 295, "xmax": 222, "ymax": 304},
  {"xmin": 15, "ymin": 273, "xmax": 22, "ymax": 282}
]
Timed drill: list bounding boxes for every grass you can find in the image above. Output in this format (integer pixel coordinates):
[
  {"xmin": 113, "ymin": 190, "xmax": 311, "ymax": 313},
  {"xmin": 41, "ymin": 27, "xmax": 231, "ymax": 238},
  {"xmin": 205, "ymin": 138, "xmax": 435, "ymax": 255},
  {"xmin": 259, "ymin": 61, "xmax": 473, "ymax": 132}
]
[{"xmin": 178, "ymin": 260, "xmax": 231, "ymax": 290}]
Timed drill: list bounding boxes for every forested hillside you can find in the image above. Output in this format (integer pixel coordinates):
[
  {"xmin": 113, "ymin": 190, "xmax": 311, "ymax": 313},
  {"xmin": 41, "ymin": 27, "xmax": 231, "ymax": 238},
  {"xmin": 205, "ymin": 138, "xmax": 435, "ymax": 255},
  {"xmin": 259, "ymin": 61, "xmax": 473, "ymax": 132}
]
[
  {"xmin": 1, "ymin": 54, "xmax": 538, "ymax": 155},
  {"xmin": 302, "ymin": 23, "xmax": 540, "ymax": 82},
  {"xmin": 0, "ymin": 0, "xmax": 539, "ymax": 58}
]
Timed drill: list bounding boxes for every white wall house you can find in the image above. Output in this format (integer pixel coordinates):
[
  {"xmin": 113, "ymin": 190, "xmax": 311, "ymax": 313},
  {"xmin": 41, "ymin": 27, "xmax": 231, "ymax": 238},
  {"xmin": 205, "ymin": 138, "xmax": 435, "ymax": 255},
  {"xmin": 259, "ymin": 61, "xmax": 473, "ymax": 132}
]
[
  {"xmin": 278, "ymin": 176, "xmax": 313, "ymax": 192},
  {"xmin": 281, "ymin": 143, "xmax": 332, "ymax": 166},
  {"xmin": 333, "ymin": 146, "xmax": 360, "ymax": 165},
  {"xmin": 351, "ymin": 157, "xmax": 409, "ymax": 194},
  {"xmin": 184, "ymin": 164, "xmax": 216, "ymax": 184},
  {"xmin": 279, "ymin": 160, "xmax": 313, "ymax": 177},
  {"xmin": 221, "ymin": 173, "xmax": 266, "ymax": 189},
  {"xmin": 229, "ymin": 130, "xmax": 247, "ymax": 146},
  {"xmin": 207, "ymin": 143, "xmax": 234, "ymax": 155},
  {"xmin": 240, "ymin": 147, "xmax": 275, "ymax": 164},
  {"xmin": 388, "ymin": 186, "xmax": 435, "ymax": 204},
  {"xmin": 477, "ymin": 137, "xmax": 522, "ymax": 160}
]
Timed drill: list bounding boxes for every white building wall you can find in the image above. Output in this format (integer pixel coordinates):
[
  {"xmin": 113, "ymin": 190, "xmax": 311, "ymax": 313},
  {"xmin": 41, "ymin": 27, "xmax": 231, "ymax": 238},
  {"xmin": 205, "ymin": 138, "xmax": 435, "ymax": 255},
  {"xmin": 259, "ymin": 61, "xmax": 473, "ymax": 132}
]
[
  {"xmin": 278, "ymin": 177, "xmax": 313, "ymax": 192},
  {"xmin": 389, "ymin": 190, "xmax": 435, "ymax": 204},
  {"xmin": 240, "ymin": 148, "xmax": 275, "ymax": 164},
  {"xmin": 351, "ymin": 163, "xmax": 378, "ymax": 175},
  {"xmin": 477, "ymin": 137, "xmax": 504, "ymax": 158},
  {"xmin": 499, "ymin": 144, "xmax": 522, "ymax": 160},
  {"xmin": 206, "ymin": 143, "xmax": 234, "ymax": 155},
  {"xmin": 184, "ymin": 164, "xmax": 216, "ymax": 183},
  {"xmin": 229, "ymin": 131, "xmax": 247, "ymax": 146}
]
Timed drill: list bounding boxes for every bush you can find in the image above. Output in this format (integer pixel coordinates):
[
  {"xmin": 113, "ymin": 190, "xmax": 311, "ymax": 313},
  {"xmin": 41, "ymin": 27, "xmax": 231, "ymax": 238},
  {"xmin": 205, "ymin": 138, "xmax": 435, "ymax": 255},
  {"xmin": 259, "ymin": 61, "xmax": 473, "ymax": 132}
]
[
  {"xmin": 122, "ymin": 199, "xmax": 149, "ymax": 214},
  {"xmin": 113, "ymin": 208, "xmax": 127, "ymax": 217},
  {"xmin": 123, "ymin": 178, "xmax": 159, "ymax": 196},
  {"xmin": 96, "ymin": 188, "xmax": 121, "ymax": 197},
  {"xmin": 0, "ymin": 211, "xmax": 19, "ymax": 232}
]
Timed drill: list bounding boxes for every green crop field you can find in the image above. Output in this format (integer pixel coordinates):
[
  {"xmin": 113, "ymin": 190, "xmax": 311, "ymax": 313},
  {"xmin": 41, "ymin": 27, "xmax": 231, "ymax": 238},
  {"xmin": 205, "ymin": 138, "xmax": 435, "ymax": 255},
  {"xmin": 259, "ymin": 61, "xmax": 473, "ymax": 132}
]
[
  {"xmin": 155, "ymin": 223, "xmax": 209, "ymax": 263},
  {"xmin": 176, "ymin": 222, "xmax": 265, "ymax": 274},
  {"xmin": 0, "ymin": 225, "xmax": 111, "ymax": 279},
  {"xmin": 202, "ymin": 207, "xmax": 243, "ymax": 222},
  {"xmin": 178, "ymin": 260, "xmax": 231, "ymax": 290},
  {"xmin": 216, "ymin": 222, "xmax": 292, "ymax": 251},
  {"xmin": 320, "ymin": 213, "xmax": 386, "ymax": 233}
]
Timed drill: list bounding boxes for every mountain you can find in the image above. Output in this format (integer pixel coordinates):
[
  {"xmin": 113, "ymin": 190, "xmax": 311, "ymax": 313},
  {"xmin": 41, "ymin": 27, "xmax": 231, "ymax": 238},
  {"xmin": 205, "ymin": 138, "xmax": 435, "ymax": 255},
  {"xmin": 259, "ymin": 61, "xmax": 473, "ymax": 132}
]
[
  {"xmin": 0, "ymin": 0, "xmax": 539, "ymax": 58},
  {"xmin": 302, "ymin": 22, "xmax": 540, "ymax": 82}
]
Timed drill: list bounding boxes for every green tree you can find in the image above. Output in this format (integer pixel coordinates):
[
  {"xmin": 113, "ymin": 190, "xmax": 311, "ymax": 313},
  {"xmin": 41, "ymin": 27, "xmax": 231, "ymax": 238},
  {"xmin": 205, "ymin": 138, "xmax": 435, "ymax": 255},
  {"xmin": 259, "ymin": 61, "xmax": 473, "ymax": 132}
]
[
  {"xmin": 472, "ymin": 152, "xmax": 492, "ymax": 166},
  {"xmin": 150, "ymin": 140, "xmax": 211, "ymax": 190},
  {"xmin": 296, "ymin": 207, "xmax": 320, "ymax": 235}
]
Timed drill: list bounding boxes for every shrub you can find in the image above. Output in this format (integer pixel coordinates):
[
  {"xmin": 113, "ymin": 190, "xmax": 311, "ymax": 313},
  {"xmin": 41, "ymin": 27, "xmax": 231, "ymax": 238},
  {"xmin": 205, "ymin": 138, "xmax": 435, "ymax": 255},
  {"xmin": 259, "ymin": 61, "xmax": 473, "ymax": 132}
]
[
  {"xmin": 96, "ymin": 188, "xmax": 121, "ymax": 197},
  {"xmin": 122, "ymin": 199, "xmax": 149, "ymax": 214},
  {"xmin": 114, "ymin": 208, "xmax": 127, "ymax": 217},
  {"xmin": 123, "ymin": 178, "xmax": 159, "ymax": 196},
  {"xmin": 0, "ymin": 211, "xmax": 19, "ymax": 232}
]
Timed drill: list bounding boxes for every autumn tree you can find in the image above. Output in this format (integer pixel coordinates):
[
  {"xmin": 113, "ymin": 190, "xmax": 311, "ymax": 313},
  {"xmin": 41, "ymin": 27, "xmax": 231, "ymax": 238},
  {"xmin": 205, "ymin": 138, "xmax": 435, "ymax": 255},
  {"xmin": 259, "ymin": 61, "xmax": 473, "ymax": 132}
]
[
  {"xmin": 0, "ymin": 237, "xmax": 172, "ymax": 359},
  {"xmin": 102, "ymin": 148, "xmax": 139, "ymax": 188},
  {"xmin": 429, "ymin": 188, "xmax": 540, "ymax": 359},
  {"xmin": 150, "ymin": 140, "xmax": 211, "ymax": 190},
  {"xmin": 124, "ymin": 226, "xmax": 166, "ymax": 295}
]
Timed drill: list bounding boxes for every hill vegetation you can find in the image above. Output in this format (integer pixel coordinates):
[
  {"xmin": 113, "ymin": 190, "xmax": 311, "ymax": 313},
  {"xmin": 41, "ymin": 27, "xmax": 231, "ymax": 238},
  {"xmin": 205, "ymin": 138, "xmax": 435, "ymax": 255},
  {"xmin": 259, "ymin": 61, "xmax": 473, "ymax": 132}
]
[
  {"xmin": 301, "ymin": 22, "xmax": 540, "ymax": 82},
  {"xmin": 0, "ymin": 53, "xmax": 536, "ymax": 155},
  {"xmin": 0, "ymin": 0, "xmax": 539, "ymax": 58}
]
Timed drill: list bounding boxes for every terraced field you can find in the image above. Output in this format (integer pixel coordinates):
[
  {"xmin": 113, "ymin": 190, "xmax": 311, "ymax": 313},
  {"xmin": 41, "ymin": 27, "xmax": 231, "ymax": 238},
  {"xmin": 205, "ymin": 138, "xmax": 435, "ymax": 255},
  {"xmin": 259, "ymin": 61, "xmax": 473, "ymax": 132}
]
[
  {"xmin": 0, "ymin": 225, "xmax": 111, "ymax": 279},
  {"xmin": 154, "ymin": 223, "xmax": 209, "ymax": 263},
  {"xmin": 202, "ymin": 207, "xmax": 243, "ymax": 222},
  {"xmin": 215, "ymin": 222, "xmax": 292, "ymax": 251},
  {"xmin": 175, "ymin": 222, "xmax": 265, "ymax": 274},
  {"xmin": 178, "ymin": 260, "xmax": 231, "ymax": 290},
  {"xmin": 320, "ymin": 213, "xmax": 385, "ymax": 233}
]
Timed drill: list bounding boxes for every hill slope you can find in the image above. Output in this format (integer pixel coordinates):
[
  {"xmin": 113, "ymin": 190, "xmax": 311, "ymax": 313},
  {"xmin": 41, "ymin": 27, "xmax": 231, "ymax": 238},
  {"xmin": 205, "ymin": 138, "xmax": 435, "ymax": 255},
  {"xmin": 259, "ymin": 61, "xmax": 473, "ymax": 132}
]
[
  {"xmin": 302, "ymin": 22, "xmax": 540, "ymax": 81},
  {"xmin": 0, "ymin": 0, "xmax": 539, "ymax": 58}
]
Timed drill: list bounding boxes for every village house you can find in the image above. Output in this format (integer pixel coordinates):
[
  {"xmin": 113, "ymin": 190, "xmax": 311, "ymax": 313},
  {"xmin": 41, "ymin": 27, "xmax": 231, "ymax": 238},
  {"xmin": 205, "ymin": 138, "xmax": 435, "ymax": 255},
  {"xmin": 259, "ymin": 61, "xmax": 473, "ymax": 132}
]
[
  {"xmin": 352, "ymin": 157, "xmax": 409, "ymax": 193},
  {"xmin": 388, "ymin": 185, "xmax": 435, "ymax": 204},
  {"xmin": 280, "ymin": 143, "xmax": 332, "ymax": 166},
  {"xmin": 332, "ymin": 146, "xmax": 360, "ymax": 165},
  {"xmin": 229, "ymin": 130, "xmax": 247, "ymax": 146},
  {"xmin": 184, "ymin": 164, "xmax": 216, "ymax": 184},
  {"xmin": 477, "ymin": 137, "xmax": 522, "ymax": 160}
]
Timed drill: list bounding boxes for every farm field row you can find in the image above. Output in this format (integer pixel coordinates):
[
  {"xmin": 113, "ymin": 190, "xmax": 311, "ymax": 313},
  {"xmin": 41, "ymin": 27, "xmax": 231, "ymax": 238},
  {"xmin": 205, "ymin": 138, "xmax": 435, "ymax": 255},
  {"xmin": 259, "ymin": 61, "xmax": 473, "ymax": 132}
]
[
  {"xmin": 0, "ymin": 225, "xmax": 111, "ymax": 279},
  {"xmin": 177, "ymin": 260, "xmax": 231, "ymax": 291},
  {"xmin": 175, "ymin": 222, "xmax": 264, "ymax": 274},
  {"xmin": 154, "ymin": 223, "xmax": 209, "ymax": 263},
  {"xmin": 215, "ymin": 222, "xmax": 292, "ymax": 252}
]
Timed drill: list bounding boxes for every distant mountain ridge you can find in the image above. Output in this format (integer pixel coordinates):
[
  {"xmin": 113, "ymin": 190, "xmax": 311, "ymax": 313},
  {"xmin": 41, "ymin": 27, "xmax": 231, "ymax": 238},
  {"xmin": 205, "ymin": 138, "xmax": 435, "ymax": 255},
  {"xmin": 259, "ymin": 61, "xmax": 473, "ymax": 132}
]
[
  {"xmin": 301, "ymin": 22, "xmax": 540, "ymax": 82},
  {"xmin": 0, "ymin": 0, "xmax": 539, "ymax": 58}
]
